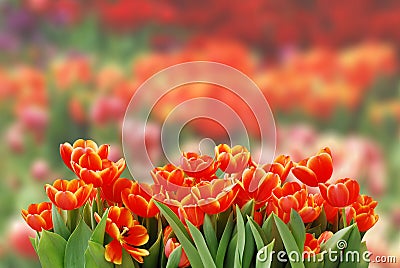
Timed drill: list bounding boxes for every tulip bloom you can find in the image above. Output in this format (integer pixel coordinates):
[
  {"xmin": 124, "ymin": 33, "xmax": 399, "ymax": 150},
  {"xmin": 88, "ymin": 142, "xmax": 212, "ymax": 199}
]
[
  {"xmin": 151, "ymin": 164, "xmax": 187, "ymax": 190},
  {"xmin": 191, "ymin": 179, "xmax": 240, "ymax": 214},
  {"xmin": 317, "ymin": 231, "xmax": 333, "ymax": 245},
  {"xmin": 263, "ymin": 154, "xmax": 293, "ymax": 182},
  {"xmin": 304, "ymin": 233, "xmax": 320, "ymax": 257},
  {"xmin": 72, "ymin": 156, "xmax": 126, "ymax": 188},
  {"xmin": 180, "ymin": 152, "xmax": 218, "ymax": 180},
  {"xmin": 122, "ymin": 182, "xmax": 160, "ymax": 218},
  {"xmin": 102, "ymin": 178, "xmax": 133, "ymax": 205},
  {"xmin": 178, "ymin": 205, "xmax": 205, "ymax": 227},
  {"xmin": 314, "ymin": 193, "xmax": 338, "ymax": 223},
  {"xmin": 60, "ymin": 139, "xmax": 109, "ymax": 171},
  {"xmin": 319, "ymin": 178, "xmax": 360, "ymax": 208},
  {"xmin": 45, "ymin": 179, "xmax": 93, "ymax": 210},
  {"xmin": 95, "ymin": 206, "xmax": 149, "ymax": 264},
  {"xmin": 292, "ymin": 147, "xmax": 333, "ymax": 187},
  {"xmin": 237, "ymin": 166, "xmax": 281, "ymax": 209},
  {"xmin": 165, "ymin": 238, "xmax": 190, "ymax": 268},
  {"xmin": 348, "ymin": 195, "xmax": 379, "ymax": 232},
  {"xmin": 215, "ymin": 144, "xmax": 250, "ymax": 174},
  {"xmin": 21, "ymin": 202, "xmax": 53, "ymax": 232}
]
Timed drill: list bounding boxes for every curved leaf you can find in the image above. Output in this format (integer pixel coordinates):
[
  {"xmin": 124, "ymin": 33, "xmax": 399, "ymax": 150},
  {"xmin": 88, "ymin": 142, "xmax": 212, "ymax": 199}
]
[
  {"xmin": 37, "ymin": 230, "xmax": 67, "ymax": 268},
  {"xmin": 187, "ymin": 220, "xmax": 217, "ymax": 268},
  {"xmin": 166, "ymin": 245, "xmax": 182, "ymax": 268},
  {"xmin": 64, "ymin": 219, "xmax": 92, "ymax": 268}
]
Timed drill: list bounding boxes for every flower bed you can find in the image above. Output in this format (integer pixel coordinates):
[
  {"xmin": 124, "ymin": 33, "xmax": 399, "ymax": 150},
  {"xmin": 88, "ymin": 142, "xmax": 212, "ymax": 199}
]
[{"xmin": 22, "ymin": 139, "xmax": 378, "ymax": 267}]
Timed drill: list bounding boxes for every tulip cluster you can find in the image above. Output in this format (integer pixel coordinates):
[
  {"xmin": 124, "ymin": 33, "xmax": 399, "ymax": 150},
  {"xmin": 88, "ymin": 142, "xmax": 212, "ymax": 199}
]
[{"xmin": 21, "ymin": 139, "xmax": 379, "ymax": 267}]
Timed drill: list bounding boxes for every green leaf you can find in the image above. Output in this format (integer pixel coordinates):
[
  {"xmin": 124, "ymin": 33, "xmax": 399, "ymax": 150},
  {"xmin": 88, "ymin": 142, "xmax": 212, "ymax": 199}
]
[
  {"xmin": 90, "ymin": 209, "xmax": 109, "ymax": 244},
  {"xmin": 52, "ymin": 204, "xmax": 71, "ymax": 240},
  {"xmin": 288, "ymin": 209, "xmax": 306, "ymax": 252},
  {"xmin": 85, "ymin": 241, "xmax": 113, "ymax": 268},
  {"xmin": 143, "ymin": 229, "xmax": 162, "ymax": 268},
  {"xmin": 236, "ymin": 206, "xmax": 246, "ymax": 262},
  {"xmin": 116, "ymin": 249, "xmax": 136, "ymax": 268},
  {"xmin": 242, "ymin": 221, "xmax": 256, "ymax": 268},
  {"xmin": 155, "ymin": 201, "xmax": 204, "ymax": 268},
  {"xmin": 357, "ymin": 242, "xmax": 370, "ymax": 268},
  {"xmin": 256, "ymin": 239, "xmax": 275, "ymax": 268},
  {"xmin": 37, "ymin": 230, "xmax": 67, "ymax": 268},
  {"xmin": 216, "ymin": 213, "xmax": 234, "ymax": 268},
  {"xmin": 225, "ymin": 233, "xmax": 238, "ymax": 268},
  {"xmin": 187, "ymin": 220, "xmax": 217, "ymax": 268},
  {"xmin": 29, "ymin": 236, "xmax": 38, "ymax": 252},
  {"xmin": 240, "ymin": 199, "xmax": 255, "ymax": 218},
  {"xmin": 320, "ymin": 224, "xmax": 355, "ymax": 268},
  {"xmin": 273, "ymin": 214, "xmax": 305, "ymax": 268},
  {"xmin": 203, "ymin": 214, "xmax": 218, "ymax": 260},
  {"xmin": 166, "ymin": 245, "xmax": 182, "ymax": 268},
  {"xmin": 64, "ymin": 219, "xmax": 92, "ymax": 268},
  {"xmin": 339, "ymin": 225, "xmax": 361, "ymax": 268},
  {"xmin": 248, "ymin": 216, "xmax": 267, "ymax": 250}
]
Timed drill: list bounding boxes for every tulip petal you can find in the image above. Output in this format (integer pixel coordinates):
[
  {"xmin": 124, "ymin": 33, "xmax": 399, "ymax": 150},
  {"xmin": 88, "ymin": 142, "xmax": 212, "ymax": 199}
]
[{"xmin": 105, "ymin": 240, "xmax": 123, "ymax": 265}]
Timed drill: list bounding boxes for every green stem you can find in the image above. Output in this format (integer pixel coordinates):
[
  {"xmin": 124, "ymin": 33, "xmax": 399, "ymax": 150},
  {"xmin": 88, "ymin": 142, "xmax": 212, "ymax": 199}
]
[
  {"xmin": 67, "ymin": 208, "xmax": 79, "ymax": 231},
  {"xmin": 96, "ymin": 189, "xmax": 104, "ymax": 217},
  {"xmin": 342, "ymin": 208, "xmax": 347, "ymax": 228}
]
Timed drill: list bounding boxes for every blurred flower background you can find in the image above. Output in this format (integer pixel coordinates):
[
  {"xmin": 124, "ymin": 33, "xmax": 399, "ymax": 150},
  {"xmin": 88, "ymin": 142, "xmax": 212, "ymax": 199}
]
[{"xmin": 1, "ymin": 0, "xmax": 400, "ymax": 267}]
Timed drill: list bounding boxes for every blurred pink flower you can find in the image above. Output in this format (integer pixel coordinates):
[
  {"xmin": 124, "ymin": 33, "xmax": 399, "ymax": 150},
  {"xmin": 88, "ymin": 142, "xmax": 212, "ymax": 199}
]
[
  {"xmin": 30, "ymin": 159, "xmax": 50, "ymax": 181},
  {"xmin": 8, "ymin": 218, "xmax": 37, "ymax": 259}
]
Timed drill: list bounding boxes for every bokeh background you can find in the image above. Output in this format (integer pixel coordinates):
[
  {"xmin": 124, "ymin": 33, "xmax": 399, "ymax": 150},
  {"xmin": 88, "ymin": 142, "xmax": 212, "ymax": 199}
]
[{"xmin": 1, "ymin": 0, "xmax": 400, "ymax": 267}]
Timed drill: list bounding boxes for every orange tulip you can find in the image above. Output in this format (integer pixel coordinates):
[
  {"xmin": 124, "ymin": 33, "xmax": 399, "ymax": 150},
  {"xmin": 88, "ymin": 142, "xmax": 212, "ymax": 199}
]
[
  {"xmin": 292, "ymin": 147, "xmax": 333, "ymax": 187},
  {"xmin": 348, "ymin": 195, "xmax": 379, "ymax": 232},
  {"xmin": 319, "ymin": 178, "xmax": 360, "ymax": 208},
  {"xmin": 21, "ymin": 202, "xmax": 53, "ymax": 232},
  {"xmin": 95, "ymin": 206, "xmax": 149, "ymax": 264},
  {"xmin": 60, "ymin": 139, "xmax": 109, "ymax": 170},
  {"xmin": 304, "ymin": 233, "xmax": 320, "ymax": 257},
  {"xmin": 191, "ymin": 179, "xmax": 240, "ymax": 214},
  {"xmin": 237, "ymin": 166, "xmax": 281, "ymax": 209},
  {"xmin": 72, "ymin": 157, "xmax": 126, "ymax": 188},
  {"xmin": 314, "ymin": 193, "xmax": 338, "ymax": 223},
  {"xmin": 317, "ymin": 231, "xmax": 333, "ymax": 245},
  {"xmin": 151, "ymin": 164, "xmax": 187, "ymax": 190},
  {"xmin": 101, "ymin": 178, "xmax": 133, "ymax": 205},
  {"xmin": 46, "ymin": 179, "xmax": 93, "ymax": 210},
  {"xmin": 262, "ymin": 155, "xmax": 293, "ymax": 182},
  {"xmin": 178, "ymin": 205, "xmax": 205, "ymax": 227},
  {"xmin": 215, "ymin": 144, "xmax": 251, "ymax": 174},
  {"xmin": 180, "ymin": 152, "xmax": 218, "ymax": 180},
  {"xmin": 298, "ymin": 194, "xmax": 322, "ymax": 223},
  {"xmin": 165, "ymin": 238, "xmax": 190, "ymax": 268},
  {"xmin": 122, "ymin": 182, "xmax": 160, "ymax": 218}
]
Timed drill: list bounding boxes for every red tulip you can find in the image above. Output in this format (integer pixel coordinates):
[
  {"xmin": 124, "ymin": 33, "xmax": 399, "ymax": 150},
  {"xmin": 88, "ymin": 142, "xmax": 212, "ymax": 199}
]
[
  {"xmin": 319, "ymin": 178, "xmax": 360, "ymax": 208},
  {"xmin": 180, "ymin": 152, "xmax": 218, "ymax": 180},
  {"xmin": 292, "ymin": 147, "xmax": 333, "ymax": 187},
  {"xmin": 122, "ymin": 182, "xmax": 160, "ymax": 218},
  {"xmin": 21, "ymin": 202, "xmax": 53, "ymax": 232},
  {"xmin": 304, "ymin": 233, "xmax": 320, "ymax": 257},
  {"xmin": 45, "ymin": 179, "xmax": 93, "ymax": 210},
  {"xmin": 215, "ymin": 144, "xmax": 251, "ymax": 174},
  {"xmin": 95, "ymin": 206, "xmax": 149, "ymax": 264},
  {"xmin": 165, "ymin": 238, "xmax": 190, "ymax": 267}
]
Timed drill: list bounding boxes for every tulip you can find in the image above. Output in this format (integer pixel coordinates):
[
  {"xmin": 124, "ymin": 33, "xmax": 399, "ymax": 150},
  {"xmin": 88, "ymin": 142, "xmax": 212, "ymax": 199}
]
[
  {"xmin": 192, "ymin": 179, "xmax": 240, "ymax": 214},
  {"xmin": 349, "ymin": 195, "xmax": 379, "ymax": 232},
  {"xmin": 262, "ymin": 154, "xmax": 293, "ymax": 182},
  {"xmin": 122, "ymin": 182, "xmax": 160, "ymax": 218},
  {"xmin": 178, "ymin": 205, "xmax": 205, "ymax": 227},
  {"xmin": 101, "ymin": 177, "xmax": 133, "ymax": 205},
  {"xmin": 21, "ymin": 202, "xmax": 53, "ymax": 232},
  {"xmin": 165, "ymin": 238, "xmax": 190, "ymax": 267},
  {"xmin": 292, "ymin": 147, "xmax": 333, "ymax": 187},
  {"xmin": 95, "ymin": 206, "xmax": 149, "ymax": 264},
  {"xmin": 180, "ymin": 152, "xmax": 218, "ymax": 180},
  {"xmin": 215, "ymin": 144, "xmax": 251, "ymax": 174},
  {"xmin": 318, "ymin": 178, "xmax": 360, "ymax": 208},
  {"xmin": 304, "ymin": 233, "xmax": 320, "ymax": 257},
  {"xmin": 317, "ymin": 231, "xmax": 333, "ymax": 245},
  {"xmin": 45, "ymin": 179, "xmax": 93, "ymax": 210},
  {"xmin": 72, "ymin": 157, "xmax": 126, "ymax": 188},
  {"xmin": 314, "ymin": 193, "xmax": 338, "ymax": 223},
  {"xmin": 151, "ymin": 164, "xmax": 187, "ymax": 190},
  {"xmin": 60, "ymin": 139, "xmax": 109, "ymax": 171},
  {"xmin": 237, "ymin": 166, "xmax": 281, "ymax": 209}
]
